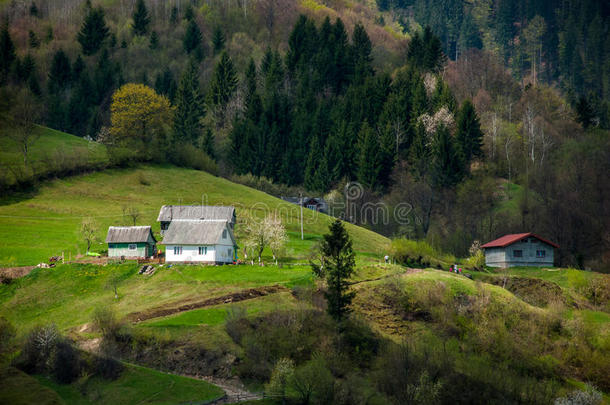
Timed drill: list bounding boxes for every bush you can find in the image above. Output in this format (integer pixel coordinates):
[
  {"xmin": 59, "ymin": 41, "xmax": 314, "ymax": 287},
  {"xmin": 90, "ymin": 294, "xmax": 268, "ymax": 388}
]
[
  {"xmin": 173, "ymin": 144, "xmax": 218, "ymax": 174},
  {"xmin": 92, "ymin": 307, "xmax": 123, "ymax": 341},
  {"xmin": 15, "ymin": 324, "xmax": 59, "ymax": 374},
  {"xmin": 0, "ymin": 316, "xmax": 15, "ymax": 355},
  {"xmin": 289, "ymin": 355, "xmax": 335, "ymax": 405},
  {"xmin": 225, "ymin": 306, "xmax": 248, "ymax": 344},
  {"xmin": 94, "ymin": 355, "xmax": 123, "ymax": 380},
  {"xmin": 389, "ymin": 238, "xmax": 454, "ymax": 269},
  {"xmin": 554, "ymin": 384, "xmax": 602, "ymax": 405},
  {"xmin": 52, "ymin": 339, "xmax": 81, "ymax": 384}
]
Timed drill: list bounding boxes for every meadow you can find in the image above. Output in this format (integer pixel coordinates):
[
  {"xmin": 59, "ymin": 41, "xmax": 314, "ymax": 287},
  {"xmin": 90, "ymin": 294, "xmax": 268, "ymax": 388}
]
[{"xmin": 0, "ymin": 163, "xmax": 389, "ymax": 267}]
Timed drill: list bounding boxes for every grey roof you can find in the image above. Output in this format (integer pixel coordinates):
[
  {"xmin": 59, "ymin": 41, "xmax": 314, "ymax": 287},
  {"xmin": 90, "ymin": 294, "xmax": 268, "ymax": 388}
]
[
  {"xmin": 106, "ymin": 226, "xmax": 156, "ymax": 243},
  {"xmin": 160, "ymin": 220, "xmax": 236, "ymax": 246},
  {"xmin": 157, "ymin": 205, "xmax": 235, "ymax": 223},
  {"xmin": 280, "ymin": 197, "xmax": 326, "ymax": 205}
]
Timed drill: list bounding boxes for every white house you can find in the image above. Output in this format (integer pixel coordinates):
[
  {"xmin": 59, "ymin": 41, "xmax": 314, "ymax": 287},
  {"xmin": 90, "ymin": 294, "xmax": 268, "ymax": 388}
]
[
  {"xmin": 161, "ymin": 220, "xmax": 237, "ymax": 264},
  {"xmin": 481, "ymin": 232, "xmax": 559, "ymax": 267}
]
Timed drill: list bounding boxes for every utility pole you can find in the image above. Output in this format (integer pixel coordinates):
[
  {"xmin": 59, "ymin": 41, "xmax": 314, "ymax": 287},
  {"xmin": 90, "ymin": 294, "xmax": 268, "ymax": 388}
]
[{"xmin": 300, "ymin": 192, "xmax": 304, "ymax": 240}]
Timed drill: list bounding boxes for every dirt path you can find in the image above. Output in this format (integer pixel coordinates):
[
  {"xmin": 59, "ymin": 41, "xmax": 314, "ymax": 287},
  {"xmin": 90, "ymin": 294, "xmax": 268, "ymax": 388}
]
[
  {"xmin": 187, "ymin": 375, "xmax": 262, "ymax": 404},
  {"xmin": 126, "ymin": 284, "xmax": 288, "ymax": 323}
]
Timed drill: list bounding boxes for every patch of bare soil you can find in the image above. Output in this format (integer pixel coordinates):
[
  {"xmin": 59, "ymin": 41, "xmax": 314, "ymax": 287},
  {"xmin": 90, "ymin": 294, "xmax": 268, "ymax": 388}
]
[
  {"xmin": 188, "ymin": 375, "xmax": 262, "ymax": 404},
  {"xmin": 480, "ymin": 275, "xmax": 566, "ymax": 307},
  {"xmin": 0, "ymin": 266, "xmax": 35, "ymax": 280},
  {"xmin": 126, "ymin": 285, "xmax": 288, "ymax": 323}
]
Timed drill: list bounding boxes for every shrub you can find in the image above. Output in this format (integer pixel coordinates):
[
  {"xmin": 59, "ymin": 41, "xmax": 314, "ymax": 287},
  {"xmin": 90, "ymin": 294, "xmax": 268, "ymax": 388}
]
[
  {"xmin": 92, "ymin": 307, "xmax": 123, "ymax": 341},
  {"xmin": 15, "ymin": 324, "xmax": 59, "ymax": 374},
  {"xmin": 173, "ymin": 144, "xmax": 218, "ymax": 174},
  {"xmin": 94, "ymin": 355, "xmax": 123, "ymax": 380},
  {"xmin": 52, "ymin": 339, "xmax": 81, "ymax": 384},
  {"xmin": 289, "ymin": 355, "xmax": 335, "ymax": 405},
  {"xmin": 0, "ymin": 316, "xmax": 15, "ymax": 355},
  {"xmin": 554, "ymin": 384, "xmax": 602, "ymax": 405},
  {"xmin": 389, "ymin": 238, "xmax": 454, "ymax": 269},
  {"xmin": 225, "ymin": 306, "xmax": 248, "ymax": 344}
]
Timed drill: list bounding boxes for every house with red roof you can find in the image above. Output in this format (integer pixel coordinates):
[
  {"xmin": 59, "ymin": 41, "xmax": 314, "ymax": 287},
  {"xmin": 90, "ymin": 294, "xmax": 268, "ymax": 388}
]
[{"xmin": 481, "ymin": 233, "xmax": 559, "ymax": 268}]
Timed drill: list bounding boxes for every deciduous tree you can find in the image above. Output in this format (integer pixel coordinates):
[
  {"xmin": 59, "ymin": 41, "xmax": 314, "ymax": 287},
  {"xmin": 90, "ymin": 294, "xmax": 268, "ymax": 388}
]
[{"xmin": 110, "ymin": 83, "xmax": 172, "ymax": 143}]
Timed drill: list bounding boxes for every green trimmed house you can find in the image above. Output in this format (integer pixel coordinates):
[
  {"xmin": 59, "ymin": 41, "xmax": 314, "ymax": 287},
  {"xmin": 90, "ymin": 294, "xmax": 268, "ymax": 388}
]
[{"xmin": 106, "ymin": 226, "xmax": 157, "ymax": 259}]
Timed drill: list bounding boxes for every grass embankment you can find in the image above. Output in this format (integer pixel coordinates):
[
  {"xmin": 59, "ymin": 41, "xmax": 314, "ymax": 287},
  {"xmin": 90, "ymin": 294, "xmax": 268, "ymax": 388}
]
[
  {"xmin": 0, "ymin": 263, "xmax": 314, "ymax": 336},
  {"xmin": 0, "ymin": 125, "xmax": 109, "ymax": 188},
  {"xmin": 0, "ymin": 164, "xmax": 388, "ymax": 267},
  {"xmin": 0, "ymin": 362, "xmax": 223, "ymax": 405}
]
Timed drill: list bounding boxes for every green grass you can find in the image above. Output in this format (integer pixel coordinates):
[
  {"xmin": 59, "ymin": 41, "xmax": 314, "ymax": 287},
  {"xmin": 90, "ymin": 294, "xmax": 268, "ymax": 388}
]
[
  {"xmin": 0, "ymin": 164, "xmax": 388, "ymax": 267},
  {"xmin": 34, "ymin": 363, "xmax": 224, "ymax": 405},
  {"xmin": 0, "ymin": 125, "xmax": 108, "ymax": 186},
  {"xmin": 0, "ymin": 263, "xmax": 313, "ymax": 335},
  {"xmin": 141, "ymin": 292, "xmax": 298, "ymax": 329},
  {"xmin": 470, "ymin": 266, "xmax": 602, "ymax": 291},
  {"xmin": 0, "ymin": 366, "xmax": 64, "ymax": 405}
]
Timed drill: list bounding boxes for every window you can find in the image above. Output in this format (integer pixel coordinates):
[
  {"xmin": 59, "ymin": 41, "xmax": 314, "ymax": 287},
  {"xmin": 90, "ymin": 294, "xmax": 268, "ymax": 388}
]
[
  {"xmin": 513, "ymin": 250, "xmax": 523, "ymax": 258},
  {"xmin": 536, "ymin": 250, "xmax": 546, "ymax": 258},
  {"xmin": 307, "ymin": 204, "xmax": 317, "ymax": 210},
  {"xmin": 222, "ymin": 229, "xmax": 227, "ymax": 239},
  {"xmin": 228, "ymin": 249, "xmax": 232, "ymax": 259},
  {"xmin": 173, "ymin": 246, "xmax": 182, "ymax": 255},
  {"xmin": 521, "ymin": 239, "xmax": 528, "ymax": 243},
  {"xmin": 161, "ymin": 222, "xmax": 168, "ymax": 230},
  {"xmin": 198, "ymin": 246, "xmax": 207, "ymax": 255},
  {"xmin": 128, "ymin": 244, "xmax": 136, "ymax": 250}
]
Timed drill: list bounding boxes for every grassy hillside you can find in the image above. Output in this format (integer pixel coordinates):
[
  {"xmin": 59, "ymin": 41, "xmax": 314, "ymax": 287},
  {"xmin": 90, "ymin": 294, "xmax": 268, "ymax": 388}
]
[
  {"xmin": 0, "ymin": 125, "xmax": 108, "ymax": 188},
  {"xmin": 0, "ymin": 163, "xmax": 388, "ymax": 267},
  {"xmin": 0, "ymin": 363, "xmax": 223, "ymax": 405}
]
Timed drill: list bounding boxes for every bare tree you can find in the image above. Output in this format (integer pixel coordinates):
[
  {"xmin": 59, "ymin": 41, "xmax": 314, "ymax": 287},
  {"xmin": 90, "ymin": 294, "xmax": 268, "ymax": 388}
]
[
  {"xmin": 122, "ymin": 205, "xmax": 140, "ymax": 226},
  {"xmin": 80, "ymin": 217, "xmax": 99, "ymax": 253},
  {"xmin": 5, "ymin": 90, "xmax": 42, "ymax": 168}
]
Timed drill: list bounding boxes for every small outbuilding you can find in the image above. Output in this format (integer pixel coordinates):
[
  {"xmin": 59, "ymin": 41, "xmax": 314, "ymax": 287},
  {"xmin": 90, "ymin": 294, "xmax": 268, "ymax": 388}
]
[
  {"xmin": 161, "ymin": 220, "xmax": 237, "ymax": 264},
  {"xmin": 481, "ymin": 233, "xmax": 559, "ymax": 268},
  {"xmin": 106, "ymin": 226, "xmax": 157, "ymax": 259}
]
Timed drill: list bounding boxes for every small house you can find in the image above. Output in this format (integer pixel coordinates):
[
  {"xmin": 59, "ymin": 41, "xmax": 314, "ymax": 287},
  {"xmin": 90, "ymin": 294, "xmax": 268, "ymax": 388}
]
[
  {"xmin": 106, "ymin": 226, "xmax": 157, "ymax": 259},
  {"xmin": 280, "ymin": 197, "xmax": 328, "ymax": 214},
  {"xmin": 481, "ymin": 233, "xmax": 559, "ymax": 268},
  {"xmin": 161, "ymin": 220, "xmax": 237, "ymax": 264},
  {"xmin": 157, "ymin": 205, "xmax": 236, "ymax": 235}
]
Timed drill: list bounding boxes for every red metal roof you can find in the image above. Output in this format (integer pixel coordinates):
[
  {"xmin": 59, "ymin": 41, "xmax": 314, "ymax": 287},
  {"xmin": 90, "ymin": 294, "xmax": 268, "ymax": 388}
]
[{"xmin": 481, "ymin": 233, "xmax": 559, "ymax": 249}]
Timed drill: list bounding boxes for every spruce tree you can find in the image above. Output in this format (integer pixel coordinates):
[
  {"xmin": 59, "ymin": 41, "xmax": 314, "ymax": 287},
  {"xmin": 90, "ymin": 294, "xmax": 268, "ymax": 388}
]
[
  {"xmin": 149, "ymin": 31, "xmax": 158, "ymax": 50},
  {"xmin": 173, "ymin": 61, "xmax": 205, "ymax": 145},
  {"xmin": 29, "ymin": 1, "xmax": 39, "ymax": 17},
  {"xmin": 202, "ymin": 128, "xmax": 215, "ymax": 159},
  {"xmin": 131, "ymin": 0, "xmax": 150, "ymax": 36},
  {"xmin": 432, "ymin": 124, "xmax": 463, "ymax": 188},
  {"xmin": 351, "ymin": 22, "xmax": 373, "ymax": 84},
  {"xmin": 357, "ymin": 121, "xmax": 381, "ymax": 190},
  {"xmin": 28, "ymin": 30, "xmax": 40, "ymax": 48},
  {"xmin": 183, "ymin": 20, "xmax": 203, "ymax": 55},
  {"xmin": 48, "ymin": 49, "xmax": 72, "ymax": 94},
  {"xmin": 77, "ymin": 6, "xmax": 109, "ymax": 55},
  {"xmin": 212, "ymin": 26, "xmax": 225, "ymax": 55},
  {"xmin": 455, "ymin": 99, "xmax": 483, "ymax": 163},
  {"xmin": 209, "ymin": 51, "xmax": 238, "ymax": 108},
  {"xmin": 312, "ymin": 219, "xmax": 356, "ymax": 322},
  {"xmin": 0, "ymin": 25, "xmax": 16, "ymax": 83}
]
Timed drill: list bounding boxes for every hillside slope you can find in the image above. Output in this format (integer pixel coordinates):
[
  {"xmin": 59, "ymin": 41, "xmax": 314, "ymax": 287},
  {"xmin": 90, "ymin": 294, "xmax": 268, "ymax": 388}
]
[{"xmin": 0, "ymin": 163, "xmax": 388, "ymax": 267}]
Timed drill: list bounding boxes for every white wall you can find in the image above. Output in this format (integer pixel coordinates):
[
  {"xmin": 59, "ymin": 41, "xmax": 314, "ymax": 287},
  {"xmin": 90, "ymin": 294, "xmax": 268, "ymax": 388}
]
[{"xmin": 166, "ymin": 244, "xmax": 234, "ymax": 263}]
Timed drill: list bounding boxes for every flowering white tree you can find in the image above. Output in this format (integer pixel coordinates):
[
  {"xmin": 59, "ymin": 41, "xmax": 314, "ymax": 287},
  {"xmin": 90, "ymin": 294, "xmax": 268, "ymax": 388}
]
[{"xmin": 243, "ymin": 213, "xmax": 287, "ymax": 264}]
